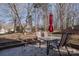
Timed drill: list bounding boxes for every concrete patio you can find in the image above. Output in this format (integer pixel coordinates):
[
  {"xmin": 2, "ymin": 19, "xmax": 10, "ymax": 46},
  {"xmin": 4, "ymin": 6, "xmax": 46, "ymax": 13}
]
[{"xmin": 0, "ymin": 43, "xmax": 79, "ymax": 56}]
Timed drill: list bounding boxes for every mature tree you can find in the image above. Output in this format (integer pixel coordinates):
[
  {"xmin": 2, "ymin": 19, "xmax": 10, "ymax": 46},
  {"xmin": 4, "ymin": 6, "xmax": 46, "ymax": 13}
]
[{"xmin": 8, "ymin": 3, "xmax": 23, "ymax": 32}]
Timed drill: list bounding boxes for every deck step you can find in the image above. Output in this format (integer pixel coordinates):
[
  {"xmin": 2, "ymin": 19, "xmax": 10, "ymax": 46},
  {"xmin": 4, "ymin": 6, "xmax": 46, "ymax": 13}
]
[{"xmin": 0, "ymin": 41, "xmax": 25, "ymax": 50}]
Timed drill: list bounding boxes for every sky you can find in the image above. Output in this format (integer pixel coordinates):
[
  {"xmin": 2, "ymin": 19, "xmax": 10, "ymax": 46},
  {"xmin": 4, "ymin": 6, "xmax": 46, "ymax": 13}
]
[
  {"xmin": 0, "ymin": 3, "xmax": 55, "ymax": 27},
  {"xmin": 0, "ymin": 3, "xmax": 27, "ymax": 24},
  {"xmin": 0, "ymin": 3, "xmax": 79, "ymax": 28}
]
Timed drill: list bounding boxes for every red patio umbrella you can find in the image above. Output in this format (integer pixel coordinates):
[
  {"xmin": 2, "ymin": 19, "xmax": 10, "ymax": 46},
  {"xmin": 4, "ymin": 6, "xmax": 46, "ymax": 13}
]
[{"xmin": 49, "ymin": 13, "xmax": 54, "ymax": 32}]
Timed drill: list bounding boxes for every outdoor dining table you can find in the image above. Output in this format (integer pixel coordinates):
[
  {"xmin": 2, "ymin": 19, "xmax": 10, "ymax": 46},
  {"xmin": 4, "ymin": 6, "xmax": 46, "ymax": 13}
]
[{"xmin": 40, "ymin": 36, "xmax": 61, "ymax": 55}]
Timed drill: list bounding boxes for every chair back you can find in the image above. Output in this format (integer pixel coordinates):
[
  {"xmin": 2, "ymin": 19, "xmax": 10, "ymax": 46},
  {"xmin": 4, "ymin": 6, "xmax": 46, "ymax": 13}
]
[
  {"xmin": 58, "ymin": 32, "xmax": 69, "ymax": 48},
  {"xmin": 44, "ymin": 31, "xmax": 48, "ymax": 38},
  {"xmin": 36, "ymin": 31, "xmax": 42, "ymax": 38}
]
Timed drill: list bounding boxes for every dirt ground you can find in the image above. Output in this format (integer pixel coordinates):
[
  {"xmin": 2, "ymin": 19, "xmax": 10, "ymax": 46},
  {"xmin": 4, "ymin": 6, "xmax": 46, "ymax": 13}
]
[{"xmin": 0, "ymin": 33, "xmax": 36, "ymax": 41}]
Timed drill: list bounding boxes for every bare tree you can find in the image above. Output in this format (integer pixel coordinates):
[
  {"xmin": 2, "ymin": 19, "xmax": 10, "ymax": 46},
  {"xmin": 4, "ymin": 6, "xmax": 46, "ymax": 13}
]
[
  {"xmin": 8, "ymin": 3, "xmax": 23, "ymax": 32},
  {"xmin": 27, "ymin": 3, "xmax": 32, "ymax": 32},
  {"xmin": 33, "ymin": 3, "xmax": 41, "ymax": 32},
  {"xmin": 42, "ymin": 4, "xmax": 49, "ymax": 31},
  {"xmin": 55, "ymin": 3, "xmax": 73, "ymax": 30}
]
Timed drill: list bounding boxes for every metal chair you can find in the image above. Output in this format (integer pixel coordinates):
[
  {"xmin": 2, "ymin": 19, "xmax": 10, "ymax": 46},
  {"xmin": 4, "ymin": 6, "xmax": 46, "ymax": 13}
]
[
  {"xmin": 36, "ymin": 31, "xmax": 48, "ymax": 48},
  {"xmin": 48, "ymin": 32, "xmax": 71, "ymax": 56},
  {"xmin": 36, "ymin": 31, "xmax": 43, "ymax": 48}
]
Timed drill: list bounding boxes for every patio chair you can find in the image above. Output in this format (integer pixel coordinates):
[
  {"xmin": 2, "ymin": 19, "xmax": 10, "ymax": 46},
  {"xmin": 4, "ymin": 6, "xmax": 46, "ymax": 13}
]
[
  {"xmin": 48, "ymin": 32, "xmax": 71, "ymax": 56},
  {"xmin": 36, "ymin": 31, "xmax": 48, "ymax": 48},
  {"xmin": 36, "ymin": 31, "xmax": 42, "ymax": 47}
]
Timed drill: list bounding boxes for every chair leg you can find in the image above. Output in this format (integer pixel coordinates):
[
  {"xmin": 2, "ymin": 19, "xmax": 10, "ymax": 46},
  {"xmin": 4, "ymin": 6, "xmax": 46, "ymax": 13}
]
[
  {"xmin": 57, "ymin": 46, "xmax": 62, "ymax": 56},
  {"xmin": 36, "ymin": 39, "xmax": 41, "ymax": 48},
  {"xmin": 65, "ymin": 46, "xmax": 71, "ymax": 56},
  {"xmin": 67, "ymin": 44, "xmax": 73, "ymax": 55},
  {"xmin": 39, "ymin": 42, "xmax": 41, "ymax": 48},
  {"xmin": 37, "ymin": 42, "xmax": 41, "ymax": 48},
  {"xmin": 47, "ymin": 41, "xmax": 50, "ymax": 55}
]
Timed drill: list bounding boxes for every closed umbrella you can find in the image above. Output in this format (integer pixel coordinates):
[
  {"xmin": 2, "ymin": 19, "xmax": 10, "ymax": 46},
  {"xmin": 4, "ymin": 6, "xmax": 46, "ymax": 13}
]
[{"xmin": 49, "ymin": 13, "xmax": 54, "ymax": 32}]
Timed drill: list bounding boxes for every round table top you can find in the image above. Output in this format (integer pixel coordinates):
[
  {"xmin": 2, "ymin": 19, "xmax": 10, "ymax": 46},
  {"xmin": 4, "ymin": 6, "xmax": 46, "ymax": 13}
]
[{"xmin": 39, "ymin": 36, "xmax": 61, "ymax": 41}]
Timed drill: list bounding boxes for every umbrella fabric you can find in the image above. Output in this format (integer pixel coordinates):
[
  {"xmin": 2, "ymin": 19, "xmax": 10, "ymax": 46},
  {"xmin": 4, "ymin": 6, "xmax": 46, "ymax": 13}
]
[{"xmin": 49, "ymin": 13, "xmax": 54, "ymax": 32}]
